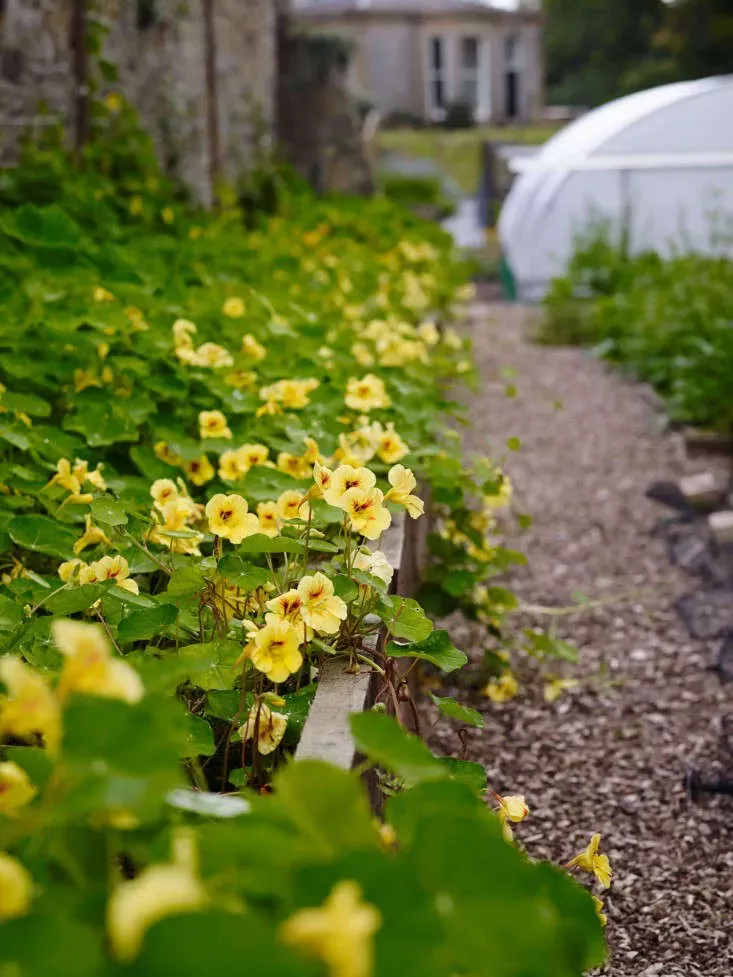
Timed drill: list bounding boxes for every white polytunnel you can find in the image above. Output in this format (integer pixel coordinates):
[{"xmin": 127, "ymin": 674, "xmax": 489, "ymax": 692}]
[{"xmin": 498, "ymin": 76, "xmax": 733, "ymax": 302}]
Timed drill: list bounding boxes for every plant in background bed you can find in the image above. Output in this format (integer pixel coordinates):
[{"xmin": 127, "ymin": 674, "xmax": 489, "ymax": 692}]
[
  {"xmin": 0, "ymin": 97, "xmax": 607, "ymax": 974},
  {"xmin": 539, "ymin": 223, "xmax": 733, "ymax": 433}
]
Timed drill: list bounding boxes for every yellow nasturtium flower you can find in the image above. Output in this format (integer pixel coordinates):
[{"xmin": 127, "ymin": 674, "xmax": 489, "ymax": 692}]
[
  {"xmin": 80, "ymin": 555, "xmax": 139, "ymax": 594},
  {"xmin": 297, "ymin": 572, "xmax": 348, "ymax": 635},
  {"xmin": 53, "ymin": 620, "xmax": 144, "ymax": 705},
  {"xmin": 218, "ymin": 450, "xmax": 246, "ymax": 483},
  {"xmin": 341, "ymin": 487, "xmax": 392, "ymax": 540},
  {"xmin": 58, "ymin": 557, "xmax": 86, "ymax": 584},
  {"xmin": 352, "ymin": 549, "xmax": 394, "ymax": 586},
  {"xmin": 375, "ymin": 423, "xmax": 409, "ymax": 464},
  {"xmin": 48, "ymin": 457, "xmax": 82, "ymax": 495},
  {"xmin": 205, "ymin": 493, "xmax": 259, "ymax": 544},
  {"xmin": 0, "ymin": 657, "xmax": 62, "ymax": 755},
  {"xmin": 0, "ymin": 761, "xmax": 37, "ymax": 817},
  {"xmin": 495, "ymin": 793, "xmax": 529, "ymax": 823},
  {"xmin": 104, "ymin": 91, "xmax": 122, "ymax": 112},
  {"xmin": 345, "ymin": 374, "xmax": 391, "ymax": 412},
  {"xmin": 172, "ymin": 318, "xmax": 197, "ymax": 349},
  {"xmin": 241, "ymin": 333, "xmax": 266, "ymax": 360},
  {"xmin": 236, "ymin": 443, "xmax": 270, "ymax": 471},
  {"xmin": 280, "ymin": 880, "xmax": 381, "ymax": 977},
  {"xmin": 73, "ymin": 514, "xmax": 112, "ymax": 555},
  {"xmin": 107, "ymin": 861, "xmax": 208, "ymax": 961},
  {"xmin": 567, "ymin": 834, "xmax": 613, "ymax": 889},
  {"xmin": 277, "ymin": 490, "xmax": 306, "ymax": 522},
  {"xmin": 543, "ymin": 677, "xmax": 579, "ymax": 703},
  {"xmin": 482, "ymin": 671, "xmax": 519, "ymax": 704},
  {"xmin": 93, "ymin": 286, "xmax": 115, "ymax": 303},
  {"xmin": 225, "ymin": 368, "xmax": 257, "ymax": 390},
  {"xmin": 592, "ymin": 895, "xmax": 608, "ymax": 927},
  {"xmin": 198, "ymin": 410, "xmax": 232, "ymax": 440},
  {"xmin": 239, "ymin": 702, "xmax": 288, "ymax": 755},
  {"xmin": 222, "ymin": 296, "xmax": 246, "ymax": 319},
  {"xmin": 0, "ymin": 853, "xmax": 33, "ymax": 920},
  {"xmin": 384, "ymin": 465, "xmax": 424, "ymax": 519},
  {"xmin": 277, "ymin": 452, "xmax": 311, "ymax": 480},
  {"xmin": 249, "ymin": 615, "xmax": 303, "ymax": 683},
  {"xmin": 323, "ymin": 465, "xmax": 376, "ymax": 509},
  {"xmin": 150, "ymin": 478, "xmax": 179, "ymax": 509},
  {"xmin": 257, "ymin": 501, "xmax": 281, "ymax": 538},
  {"xmin": 183, "ymin": 455, "xmax": 215, "ymax": 486}
]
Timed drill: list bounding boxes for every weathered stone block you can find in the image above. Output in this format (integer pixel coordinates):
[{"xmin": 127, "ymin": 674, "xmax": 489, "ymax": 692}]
[
  {"xmin": 679, "ymin": 472, "xmax": 727, "ymax": 510},
  {"xmin": 708, "ymin": 510, "xmax": 733, "ymax": 547}
]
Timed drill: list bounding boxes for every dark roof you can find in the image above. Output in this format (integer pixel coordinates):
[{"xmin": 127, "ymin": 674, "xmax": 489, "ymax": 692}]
[{"xmin": 297, "ymin": 0, "xmax": 537, "ymax": 19}]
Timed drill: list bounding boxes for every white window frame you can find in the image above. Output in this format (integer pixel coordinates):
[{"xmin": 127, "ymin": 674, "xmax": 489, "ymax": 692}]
[
  {"xmin": 427, "ymin": 34, "xmax": 447, "ymax": 120},
  {"xmin": 458, "ymin": 35, "xmax": 492, "ymax": 123},
  {"xmin": 459, "ymin": 36, "xmax": 480, "ymax": 111}
]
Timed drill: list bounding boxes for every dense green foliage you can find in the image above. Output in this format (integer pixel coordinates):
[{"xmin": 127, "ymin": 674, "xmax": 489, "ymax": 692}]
[
  {"xmin": 539, "ymin": 230, "xmax": 733, "ymax": 431},
  {"xmin": 546, "ymin": 0, "xmax": 733, "ymax": 106},
  {"xmin": 380, "ymin": 174, "xmax": 456, "ymax": 220}
]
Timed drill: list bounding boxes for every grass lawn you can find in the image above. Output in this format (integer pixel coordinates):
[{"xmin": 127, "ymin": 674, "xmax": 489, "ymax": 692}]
[{"xmin": 378, "ymin": 124, "xmax": 562, "ymax": 194}]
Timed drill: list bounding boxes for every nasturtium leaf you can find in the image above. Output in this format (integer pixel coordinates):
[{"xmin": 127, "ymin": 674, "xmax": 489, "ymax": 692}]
[
  {"xmin": 442, "ymin": 569, "xmax": 479, "ymax": 597},
  {"xmin": 429, "ymin": 693, "xmax": 484, "ymax": 728},
  {"xmin": 438, "ymin": 757, "xmax": 489, "ymax": 792},
  {"xmin": 386, "ymin": 629, "xmax": 467, "ymax": 673},
  {"xmin": 62, "ymin": 695, "xmax": 189, "ymax": 776},
  {"xmin": 273, "ymin": 759, "xmax": 379, "ymax": 856},
  {"xmin": 64, "ymin": 404, "xmax": 140, "ymax": 447},
  {"xmin": 282, "ymin": 683, "xmax": 317, "ymax": 744},
  {"xmin": 306, "ymin": 537, "xmax": 340, "ymax": 553},
  {"xmin": 139, "ymin": 913, "xmax": 313, "ymax": 977},
  {"xmin": 8, "ymin": 514, "xmax": 78, "ymax": 558},
  {"xmin": 0, "ymin": 594, "xmax": 23, "ymax": 629},
  {"xmin": 332, "ymin": 574, "xmax": 359, "ymax": 602},
  {"xmin": 351, "ymin": 567, "xmax": 389, "ymax": 593},
  {"xmin": 377, "ymin": 594, "xmax": 433, "ymax": 642},
  {"xmin": 205, "ymin": 689, "xmax": 251, "ymax": 722},
  {"xmin": 90, "ymin": 496, "xmax": 129, "ymax": 526},
  {"xmin": 44, "ymin": 583, "xmax": 106, "ymax": 615},
  {"xmin": 164, "ymin": 565, "xmax": 206, "ymax": 602},
  {"xmin": 0, "ymin": 914, "xmax": 103, "ymax": 977},
  {"xmin": 217, "ymin": 554, "xmax": 271, "ymax": 591},
  {"xmin": 117, "ymin": 603, "xmax": 178, "ymax": 643},
  {"xmin": 183, "ymin": 712, "xmax": 215, "ymax": 757},
  {"xmin": 1, "ymin": 203, "xmax": 83, "ymax": 249},
  {"xmin": 0, "ymin": 391, "xmax": 51, "ymax": 417},
  {"xmin": 237, "ymin": 534, "xmax": 305, "ymax": 554},
  {"xmin": 181, "ymin": 639, "xmax": 242, "ymax": 690},
  {"xmin": 349, "ymin": 711, "xmax": 448, "ymax": 787}
]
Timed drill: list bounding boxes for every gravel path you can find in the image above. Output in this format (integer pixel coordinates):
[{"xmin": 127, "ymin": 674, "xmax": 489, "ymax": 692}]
[{"xmin": 428, "ymin": 302, "xmax": 733, "ymax": 976}]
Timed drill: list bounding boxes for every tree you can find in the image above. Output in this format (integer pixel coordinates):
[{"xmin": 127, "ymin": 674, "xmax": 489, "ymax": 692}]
[
  {"xmin": 656, "ymin": 0, "xmax": 733, "ymax": 78},
  {"xmin": 545, "ymin": 0, "xmax": 666, "ymax": 106}
]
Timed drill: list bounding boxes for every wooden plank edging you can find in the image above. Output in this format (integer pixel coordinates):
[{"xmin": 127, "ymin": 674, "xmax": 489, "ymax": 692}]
[{"xmin": 295, "ymin": 511, "xmax": 408, "ymax": 770}]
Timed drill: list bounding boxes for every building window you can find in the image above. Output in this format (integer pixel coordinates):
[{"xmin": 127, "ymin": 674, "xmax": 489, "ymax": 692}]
[
  {"xmin": 505, "ymin": 34, "xmax": 521, "ymax": 71},
  {"xmin": 428, "ymin": 36, "xmax": 445, "ymax": 111},
  {"xmin": 460, "ymin": 36, "xmax": 479, "ymax": 108}
]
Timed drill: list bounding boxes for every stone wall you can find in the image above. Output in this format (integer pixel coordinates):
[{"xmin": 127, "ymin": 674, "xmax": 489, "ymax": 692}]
[
  {"xmin": 277, "ymin": 25, "xmax": 376, "ymax": 195},
  {"xmin": 0, "ymin": 0, "xmax": 278, "ymax": 204}
]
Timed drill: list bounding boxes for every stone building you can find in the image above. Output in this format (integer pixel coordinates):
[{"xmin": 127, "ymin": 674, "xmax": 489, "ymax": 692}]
[
  {"xmin": 293, "ymin": 0, "xmax": 544, "ymax": 125},
  {"xmin": 0, "ymin": 0, "xmax": 278, "ymax": 204}
]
